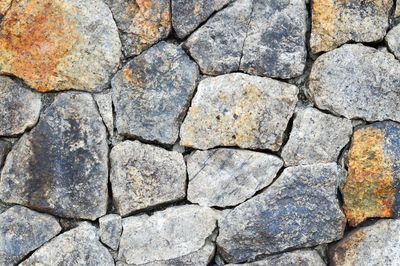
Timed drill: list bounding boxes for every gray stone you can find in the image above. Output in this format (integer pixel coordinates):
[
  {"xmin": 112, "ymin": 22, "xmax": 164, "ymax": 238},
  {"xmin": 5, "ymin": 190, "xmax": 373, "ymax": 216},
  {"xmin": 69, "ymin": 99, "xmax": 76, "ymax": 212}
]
[
  {"xmin": 94, "ymin": 91, "xmax": 114, "ymax": 136},
  {"xmin": 0, "ymin": 76, "xmax": 41, "ymax": 136},
  {"xmin": 110, "ymin": 140, "xmax": 186, "ymax": 216},
  {"xmin": 308, "ymin": 44, "xmax": 400, "ymax": 122},
  {"xmin": 99, "ymin": 214, "xmax": 122, "ymax": 250},
  {"xmin": 0, "ymin": 140, "xmax": 10, "ymax": 169},
  {"xmin": 20, "ymin": 222, "xmax": 114, "ymax": 266},
  {"xmin": 386, "ymin": 24, "xmax": 400, "ymax": 60},
  {"xmin": 180, "ymin": 73, "xmax": 298, "ymax": 150},
  {"xmin": 172, "ymin": 0, "xmax": 232, "ymax": 39},
  {"xmin": 281, "ymin": 107, "xmax": 352, "ymax": 166},
  {"xmin": 112, "ymin": 41, "xmax": 199, "ymax": 144},
  {"xmin": 118, "ymin": 205, "xmax": 218, "ymax": 265},
  {"xmin": 187, "ymin": 148, "xmax": 283, "ymax": 207},
  {"xmin": 0, "ymin": 205, "xmax": 61, "ymax": 265},
  {"xmin": 217, "ymin": 163, "xmax": 346, "ymax": 263},
  {"xmin": 330, "ymin": 219, "xmax": 400, "ymax": 266},
  {"xmin": 104, "ymin": 0, "xmax": 171, "ymax": 57},
  {"xmin": 0, "ymin": 92, "xmax": 109, "ymax": 220}
]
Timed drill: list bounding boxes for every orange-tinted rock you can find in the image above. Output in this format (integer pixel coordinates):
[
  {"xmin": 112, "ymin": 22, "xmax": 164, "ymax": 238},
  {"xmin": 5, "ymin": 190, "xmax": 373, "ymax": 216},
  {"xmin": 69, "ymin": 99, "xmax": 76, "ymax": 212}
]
[{"xmin": 0, "ymin": 0, "xmax": 11, "ymax": 16}]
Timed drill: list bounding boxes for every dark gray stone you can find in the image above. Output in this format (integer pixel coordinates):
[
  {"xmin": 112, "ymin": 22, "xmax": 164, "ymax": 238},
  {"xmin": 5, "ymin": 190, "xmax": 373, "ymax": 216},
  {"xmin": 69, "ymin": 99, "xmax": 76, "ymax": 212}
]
[
  {"xmin": 0, "ymin": 140, "xmax": 10, "ymax": 169},
  {"xmin": 99, "ymin": 214, "xmax": 122, "ymax": 250}
]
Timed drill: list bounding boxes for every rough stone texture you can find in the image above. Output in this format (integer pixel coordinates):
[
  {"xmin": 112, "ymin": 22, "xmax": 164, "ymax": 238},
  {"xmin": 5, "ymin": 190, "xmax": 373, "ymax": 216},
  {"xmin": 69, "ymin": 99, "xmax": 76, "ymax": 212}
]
[
  {"xmin": 105, "ymin": 0, "xmax": 170, "ymax": 57},
  {"xmin": 187, "ymin": 148, "xmax": 283, "ymax": 207},
  {"xmin": 112, "ymin": 41, "xmax": 199, "ymax": 144},
  {"xmin": 0, "ymin": 140, "xmax": 10, "ymax": 168},
  {"xmin": 118, "ymin": 205, "xmax": 218, "ymax": 265},
  {"xmin": 227, "ymin": 250, "xmax": 325, "ymax": 266},
  {"xmin": 110, "ymin": 140, "xmax": 186, "ymax": 216},
  {"xmin": 185, "ymin": 0, "xmax": 307, "ymax": 79},
  {"xmin": 308, "ymin": 44, "xmax": 400, "ymax": 122},
  {"xmin": 0, "ymin": 205, "xmax": 61, "ymax": 265},
  {"xmin": 342, "ymin": 122, "xmax": 400, "ymax": 227},
  {"xmin": 396, "ymin": 2, "xmax": 400, "ymax": 17},
  {"xmin": 0, "ymin": 0, "xmax": 121, "ymax": 92},
  {"xmin": 0, "ymin": 0, "xmax": 11, "ymax": 16},
  {"xmin": 385, "ymin": 24, "xmax": 400, "ymax": 60},
  {"xmin": 180, "ymin": 73, "xmax": 298, "ymax": 150},
  {"xmin": 310, "ymin": 0, "xmax": 392, "ymax": 53},
  {"xmin": 94, "ymin": 91, "xmax": 114, "ymax": 136},
  {"xmin": 0, "ymin": 76, "xmax": 41, "ymax": 136},
  {"xmin": 20, "ymin": 222, "xmax": 114, "ymax": 266},
  {"xmin": 0, "ymin": 93, "xmax": 109, "ymax": 220},
  {"xmin": 172, "ymin": 0, "xmax": 232, "ymax": 39},
  {"xmin": 330, "ymin": 219, "xmax": 400, "ymax": 266},
  {"xmin": 99, "ymin": 214, "xmax": 122, "ymax": 250},
  {"xmin": 217, "ymin": 163, "xmax": 346, "ymax": 263},
  {"xmin": 281, "ymin": 107, "xmax": 352, "ymax": 166}
]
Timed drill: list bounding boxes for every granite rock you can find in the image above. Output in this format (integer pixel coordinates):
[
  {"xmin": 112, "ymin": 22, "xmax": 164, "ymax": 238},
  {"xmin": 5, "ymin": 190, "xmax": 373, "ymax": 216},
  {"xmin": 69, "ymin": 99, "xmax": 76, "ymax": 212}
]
[
  {"xmin": 94, "ymin": 91, "xmax": 114, "ymax": 136},
  {"xmin": 0, "ymin": 140, "xmax": 10, "ymax": 168},
  {"xmin": 99, "ymin": 214, "xmax": 122, "ymax": 250},
  {"xmin": 385, "ymin": 24, "xmax": 400, "ymax": 60}
]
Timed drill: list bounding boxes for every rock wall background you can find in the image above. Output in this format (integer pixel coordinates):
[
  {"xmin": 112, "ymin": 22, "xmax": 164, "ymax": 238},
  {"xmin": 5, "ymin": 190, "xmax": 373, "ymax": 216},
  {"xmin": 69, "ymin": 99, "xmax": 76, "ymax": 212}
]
[{"xmin": 0, "ymin": 0, "xmax": 400, "ymax": 265}]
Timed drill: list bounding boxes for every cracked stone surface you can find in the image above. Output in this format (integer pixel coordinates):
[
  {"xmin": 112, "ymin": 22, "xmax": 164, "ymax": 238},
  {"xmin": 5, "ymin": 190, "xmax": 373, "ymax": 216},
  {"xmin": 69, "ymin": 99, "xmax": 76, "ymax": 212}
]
[
  {"xmin": 94, "ymin": 91, "xmax": 114, "ymax": 137},
  {"xmin": 0, "ymin": 93, "xmax": 109, "ymax": 220},
  {"xmin": 180, "ymin": 73, "xmax": 298, "ymax": 150},
  {"xmin": 99, "ymin": 214, "xmax": 122, "ymax": 251},
  {"xmin": 0, "ymin": 140, "xmax": 10, "ymax": 169}
]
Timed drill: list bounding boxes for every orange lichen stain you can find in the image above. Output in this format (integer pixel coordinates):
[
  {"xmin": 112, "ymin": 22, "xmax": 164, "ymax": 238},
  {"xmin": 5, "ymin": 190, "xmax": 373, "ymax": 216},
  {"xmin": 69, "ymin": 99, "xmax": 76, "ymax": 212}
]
[
  {"xmin": 332, "ymin": 229, "xmax": 366, "ymax": 265},
  {"xmin": 122, "ymin": 67, "xmax": 142, "ymax": 88},
  {"xmin": 0, "ymin": 0, "xmax": 12, "ymax": 16},
  {"xmin": 342, "ymin": 127, "xmax": 395, "ymax": 227},
  {"xmin": 0, "ymin": 0, "xmax": 80, "ymax": 92},
  {"xmin": 311, "ymin": 0, "xmax": 338, "ymax": 52}
]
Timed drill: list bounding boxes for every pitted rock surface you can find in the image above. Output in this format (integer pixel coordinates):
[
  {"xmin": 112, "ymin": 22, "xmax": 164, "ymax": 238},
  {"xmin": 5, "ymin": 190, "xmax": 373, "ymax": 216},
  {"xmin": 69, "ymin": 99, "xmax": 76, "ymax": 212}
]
[
  {"xmin": 386, "ymin": 24, "xmax": 400, "ymax": 60},
  {"xmin": 99, "ymin": 214, "xmax": 122, "ymax": 250}
]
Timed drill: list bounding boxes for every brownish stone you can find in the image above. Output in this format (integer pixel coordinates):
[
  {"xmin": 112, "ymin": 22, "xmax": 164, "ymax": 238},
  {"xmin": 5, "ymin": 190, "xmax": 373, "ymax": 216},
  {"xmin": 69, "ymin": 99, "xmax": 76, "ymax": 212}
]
[{"xmin": 0, "ymin": 0, "xmax": 11, "ymax": 16}]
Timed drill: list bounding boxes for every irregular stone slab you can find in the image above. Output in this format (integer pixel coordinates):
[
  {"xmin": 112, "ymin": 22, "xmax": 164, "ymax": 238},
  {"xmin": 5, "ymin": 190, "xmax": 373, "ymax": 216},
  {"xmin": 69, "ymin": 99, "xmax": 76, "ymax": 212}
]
[
  {"xmin": 386, "ymin": 24, "xmax": 400, "ymax": 60},
  {"xmin": 342, "ymin": 121, "xmax": 400, "ymax": 227},
  {"xmin": 105, "ymin": 0, "xmax": 170, "ymax": 57},
  {"xmin": 281, "ymin": 107, "xmax": 352, "ymax": 166},
  {"xmin": 0, "ymin": 0, "xmax": 11, "ymax": 16},
  {"xmin": 99, "ymin": 214, "xmax": 122, "ymax": 250},
  {"xmin": 118, "ymin": 205, "xmax": 218, "ymax": 265},
  {"xmin": 308, "ymin": 44, "xmax": 400, "ymax": 122},
  {"xmin": 310, "ymin": 0, "xmax": 392, "ymax": 53},
  {"xmin": 330, "ymin": 219, "xmax": 400, "ymax": 266},
  {"xmin": 217, "ymin": 163, "xmax": 346, "ymax": 263},
  {"xmin": 0, "ymin": 140, "xmax": 10, "ymax": 168},
  {"xmin": 110, "ymin": 140, "xmax": 186, "ymax": 216},
  {"xmin": 0, "ymin": 0, "xmax": 121, "ymax": 92},
  {"xmin": 0, "ymin": 76, "xmax": 41, "ymax": 136},
  {"xmin": 180, "ymin": 73, "xmax": 298, "ymax": 150},
  {"xmin": 20, "ymin": 222, "xmax": 114, "ymax": 266},
  {"xmin": 112, "ymin": 41, "xmax": 199, "ymax": 144},
  {"xmin": 172, "ymin": 0, "xmax": 232, "ymax": 39},
  {"xmin": 187, "ymin": 148, "xmax": 283, "ymax": 207},
  {"xmin": 94, "ymin": 91, "xmax": 114, "ymax": 136},
  {"xmin": 0, "ymin": 93, "xmax": 109, "ymax": 220},
  {"xmin": 0, "ymin": 205, "xmax": 61, "ymax": 265}
]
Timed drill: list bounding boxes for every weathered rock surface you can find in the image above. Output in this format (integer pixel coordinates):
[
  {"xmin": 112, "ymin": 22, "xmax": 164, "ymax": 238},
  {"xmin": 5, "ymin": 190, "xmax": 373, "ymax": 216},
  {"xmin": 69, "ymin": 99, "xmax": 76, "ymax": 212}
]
[
  {"xmin": 308, "ymin": 44, "xmax": 400, "ymax": 122},
  {"xmin": 0, "ymin": 205, "xmax": 61, "ymax": 265},
  {"xmin": 281, "ymin": 107, "xmax": 352, "ymax": 166},
  {"xmin": 20, "ymin": 222, "xmax": 114, "ymax": 266},
  {"xmin": 342, "ymin": 121, "xmax": 400, "ymax": 227},
  {"xmin": 0, "ymin": 0, "xmax": 121, "ymax": 92},
  {"xmin": 0, "ymin": 76, "xmax": 41, "ymax": 136},
  {"xmin": 0, "ymin": 0, "xmax": 11, "ymax": 16},
  {"xmin": 0, "ymin": 140, "xmax": 10, "ymax": 168},
  {"xmin": 396, "ymin": 2, "xmax": 400, "ymax": 17},
  {"xmin": 187, "ymin": 148, "xmax": 283, "ymax": 207},
  {"xmin": 0, "ymin": 93, "xmax": 109, "ymax": 220},
  {"xmin": 113, "ymin": 41, "xmax": 199, "ymax": 144},
  {"xmin": 105, "ymin": 0, "xmax": 170, "ymax": 57},
  {"xmin": 118, "ymin": 205, "xmax": 218, "ymax": 265},
  {"xmin": 172, "ymin": 0, "xmax": 232, "ymax": 39},
  {"xmin": 99, "ymin": 214, "xmax": 122, "ymax": 250},
  {"xmin": 110, "ymin": 140, "xmax": 186, "ymax": 216},
  {"xmin": 185, "ymin": 0, "xmax": 307, "ymax": 79},
  {"xmin": 217, "ymin": 163, "xmax": 346, "ymax": 263},
  {"xmin": 94, "ymin": 91, "xmax": 114, "ymax": 136},
  {"xmin": 180, "ymin": 73, "xmax": 298, "ymax": 150},
  {"xmin": 330, "ymin": 219, "xmax": 400, "ymax": 266},
  {"xmin": 386, "ymin": 24, "xmax": 400, "ymax": 60},
  {"xmin": 310, "ymin": 0, "xmax": 392, "ymax": 53}
]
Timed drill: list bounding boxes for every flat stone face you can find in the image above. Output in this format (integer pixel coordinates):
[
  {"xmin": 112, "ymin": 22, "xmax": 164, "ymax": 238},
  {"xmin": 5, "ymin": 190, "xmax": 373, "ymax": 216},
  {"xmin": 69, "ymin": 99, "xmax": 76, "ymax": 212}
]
[
  {"xmin": 0, "ymin": 93, "xmax": 109, "ymax": 220},
  {"xmin": 187, "ymin": 148, "xmax": 283, "ymax": 207},
  {"xmin": 308, "ymin": 44, "xmax": 400, "ymax": 122},
  {"xmin": 20, "ymin": 223, "xmax": 114, "ymax": 266},
  {"xmin": 105, "ymin": 0, "xmax": 170, "ymax": 57},
  {"xmin": 110, "ymin": 140, "xmax": 186, "ymax": 216},
  {"xmin": 0, "ymin": 205, "xmax": 61, "ymax": 265},
  {"xmin": 0, "ymin": 0, "xmax": 121, "ymax": 92},
  {"xmin": 330, "ymin": 219, "xmax": 400, "ymax": 266},
  {"xmin": 180, "ymin": 73, "xmax": 298, "ymax": 150},
  {"xmin": 217, "ymin": 163, "xmax": 346, "ymax": 263},
  {"xmin": 342, "ymin": 122, "xmax": 400, "ymax": 227},
  {"xmin": 310, "ymin": 0, "xmax": 392, "ymax": 53},
  {"xmin": 185, "ymin": 0, "xmax": 307, "ymax": 79},
  {"xmin": 118, "ymin": 205, "xmax": 218, "ymax": 265},
  {"xmin": 99, "ymin": 214, "xmax": 122, "ymax": 250},
  {"xmin": 281, "ymin": 107, "xmax": 352, "ymax": 166},
  {"xmin": 112, "ymin": 41, "xmax": 199, "ymax": 144},
  {"xmin": 172, "ymin": 0, "xmax": 232, "ymax": 39},
  {"xmin": 0, "ymin": 140, "xmax": 10, "ymax": 168},
  {"xmin": 386, "ymin": 24, "xmax": 400, "ymax": 60},
  {"xmin": 0, "ymin": 76, "xmax": 41, "ymax": 136}
]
